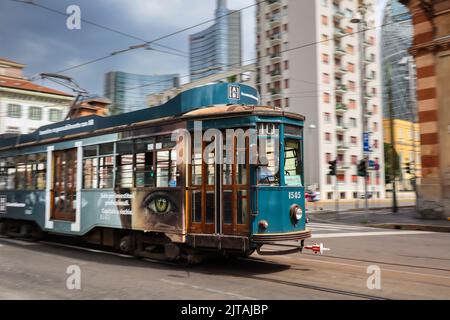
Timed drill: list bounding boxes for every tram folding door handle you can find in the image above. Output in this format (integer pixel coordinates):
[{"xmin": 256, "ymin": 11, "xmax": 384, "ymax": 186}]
[{"xmin": 303, "ymin": 243, "xmax": 330, "ymax": 255}]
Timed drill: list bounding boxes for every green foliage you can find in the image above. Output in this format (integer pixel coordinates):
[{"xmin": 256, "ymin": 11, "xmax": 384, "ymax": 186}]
[{"xmin": 384, "ymin": 142, "xmax": 401, "ymax": 184}]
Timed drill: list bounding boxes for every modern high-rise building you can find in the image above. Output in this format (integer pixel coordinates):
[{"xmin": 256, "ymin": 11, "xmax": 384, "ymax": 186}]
[
  {"xmin": 104, "ymin": 71, "xmax": 179, "ymax": 115},
  {"xmin": 189, "ymin": 0, "xmax": 242, "ymax": 82},
  {"xmin": 381, "ymin": 0, "xmax": 416, "ymax": 121},
  {"xmin": 256, "ymin": 0, "xmax": 385, "ymax": 200}
]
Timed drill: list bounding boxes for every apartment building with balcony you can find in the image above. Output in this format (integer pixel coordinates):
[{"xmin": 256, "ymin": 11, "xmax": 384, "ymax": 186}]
[{"xmin": 256, "ymin": 0, "xmax": 385, "ymax": 200}]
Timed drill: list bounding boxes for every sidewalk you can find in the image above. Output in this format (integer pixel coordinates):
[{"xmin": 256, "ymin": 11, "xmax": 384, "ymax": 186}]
[{"xmin": 309, "ymin": 207, "xmax": 450, "ymax": 233}]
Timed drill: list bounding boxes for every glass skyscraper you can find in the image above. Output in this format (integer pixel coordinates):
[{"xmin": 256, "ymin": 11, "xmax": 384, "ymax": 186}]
[
  {"xmin": 189, "ymin": 0, "xmax": 242, "ymax": 82},
  {"xmin": 104, "ymin": 71, "xmax": 179, "ymax": 115},
  {"xmin": 381, "ymin": 0, "xmax": 416, "ymax": 121}
]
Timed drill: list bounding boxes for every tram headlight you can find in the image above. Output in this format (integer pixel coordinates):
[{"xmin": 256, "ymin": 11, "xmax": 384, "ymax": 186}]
[
  {"xmin": 290, "ymin": 204, "xmax": 303, "ymax": 225},
  {"xmin": 258, "ymin": 220, "xmax": 269, "ymax": 230}
]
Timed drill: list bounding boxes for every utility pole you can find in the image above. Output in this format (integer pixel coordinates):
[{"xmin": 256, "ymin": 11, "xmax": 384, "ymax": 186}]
[
  {"xmin": 387, "ymin": 65, "xmax": 399, "ymax": 213},
  {"xmin": 351, "ymin": 2, "xmax": 370, "ymax": 217},
  {"xmin": 407, "ymin": 57, "xmax": 419, "ymax": 200}
]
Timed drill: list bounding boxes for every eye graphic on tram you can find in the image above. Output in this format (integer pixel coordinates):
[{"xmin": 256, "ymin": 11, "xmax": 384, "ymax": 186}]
[{"xmin": 142, "ymin": 192, "xmax": 178, "ymax": 215}]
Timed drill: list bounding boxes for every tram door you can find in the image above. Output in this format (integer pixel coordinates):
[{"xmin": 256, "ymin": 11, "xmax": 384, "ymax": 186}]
[
  {"xmin": 51, "ymin": 149, "xmax": 77, "ymax": 222},
  {"xmin": 188, "ymin": 136, "xmax": 250, "ymax": 236}
]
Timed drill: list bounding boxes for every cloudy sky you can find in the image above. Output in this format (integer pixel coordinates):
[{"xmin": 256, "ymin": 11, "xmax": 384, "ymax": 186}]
[{"xmin": 0, "ymin": 0, "xmax": 387, "ymax": 95}]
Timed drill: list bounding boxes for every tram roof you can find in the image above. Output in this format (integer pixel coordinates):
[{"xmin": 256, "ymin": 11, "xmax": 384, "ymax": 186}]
[{"xmin": 0, "ymin": 83, "xmax": 304, "ymax": 151}]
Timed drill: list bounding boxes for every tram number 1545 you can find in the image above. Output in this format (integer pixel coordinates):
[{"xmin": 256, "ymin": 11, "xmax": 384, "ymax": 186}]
[{"xmin": 288, "ymin": 192, "xmax": 302, "ymax": 200}]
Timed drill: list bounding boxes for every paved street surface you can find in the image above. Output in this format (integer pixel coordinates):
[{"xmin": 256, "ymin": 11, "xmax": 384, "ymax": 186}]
[
  {"xmin": 0, "ymin": 223, "xmax": 449, "ymax": 300},
  {"xmin": 306, "ymin": 198, "xmax": 415, "ymax": 213}
]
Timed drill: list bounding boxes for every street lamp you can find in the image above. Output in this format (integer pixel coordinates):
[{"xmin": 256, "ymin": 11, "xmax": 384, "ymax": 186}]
[
  {"xmin": 350, "ymin": 7, "xmax": 370, "ymax": 216},
  {"xmin": 308, "ymin": 124, "xmax": 317, "ymax": 190}
]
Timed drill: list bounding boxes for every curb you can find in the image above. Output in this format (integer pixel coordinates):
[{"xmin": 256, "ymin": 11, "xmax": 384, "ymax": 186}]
[
  {"xmin": 306, "ymin": 205, "xmax": 416, "ymax": 214},
  {"xmin": 367, "ymin": 223, "xmax": 450, "ymax": 233}
]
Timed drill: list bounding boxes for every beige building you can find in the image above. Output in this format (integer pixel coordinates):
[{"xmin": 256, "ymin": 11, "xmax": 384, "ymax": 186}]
[
  {"xmin": 383, "ymin": 118, "xmax": 421, "ymax": 190},
  {"xmin": 256, "ymin": 0, "xmax": 385, "ymax": 200},
  {"xmin": 0, "ymin": 57, "xmax": 73, "ymax": 135}
]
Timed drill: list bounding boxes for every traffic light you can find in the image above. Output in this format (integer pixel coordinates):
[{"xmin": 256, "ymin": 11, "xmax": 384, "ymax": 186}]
[
  {"xmin": 328, "ymin": 160, "xmax": 337, "ymax": 176},
  {"xmin": 357, "ymin": 160, "xmax": 367, "ymax": 177},
  {"xmin": 405, "ymin": 162, "xmax": 411, "ymax": 174}
]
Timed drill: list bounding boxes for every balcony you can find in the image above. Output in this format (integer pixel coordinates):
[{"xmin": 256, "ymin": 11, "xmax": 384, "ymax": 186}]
[
  {"xmin": 271, "ymin": 69, "xmax": 282, "ymax": 81},
  {"xmin": 333, "ymin": 7, "xmax": 345, "ymax": 20},
  {"xmin": 269, "ymin": 15, "xmax": 281, "ymax": 28},
  {"xmin": 363, "ymin": 92, "xmax": 373, "ymax": 100},
  {"xmin": 337, "ymin": 143, "xmax": 349, "ymax": 151},
  {"xmin": 337, "ymin": 163, "xmax": 350, "ymax": 171},
  {"xmin": 334, "ymin": 27, "xmax": 346, "ymax": 39},
  {"xmin": 334, "ymin": 46, "xmax": 346, "ymax": 57},
  {"xmin": 335, "ymin": 103, "xmax": 348, "ymax": 114},
  {"xmin": 364, "ymin": 110, "xmax": 373, "ymax": 117},
  {"xmin": 336, "ymin": 122, "xmax": 349, "ymax": 132},
  {"xmin": 335, "ymin": 65, "xmax": 347, "ymax": 75},
  {"xmin": 270, "ymin": 53, "xmax": 282, "ymax": 64},
  {"xmin": 267, "ymin": 0, "xmax": 281, "ymax": 11},
  {"xmin": 335, "ymin": 84, "xmax": 347, "ymax": 94},
  {"xmin": 270, "ymin": 33, "xmax": 282, "ymax": 46},
  {"xmin": 363, "ymin": 55, "xmax": 374, "ymax": 64},
  {"xmin": 271, "ymin": 88, "xmax": 282, "ymax": 100},
  {"xmin": 363, "ymin": 74, "xmax": 374, "ymax": 82}
]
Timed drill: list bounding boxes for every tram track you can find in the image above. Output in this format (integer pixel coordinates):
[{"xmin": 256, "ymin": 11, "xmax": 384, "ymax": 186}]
[{"xmin": 2, "ymin": 235, "xmax": 448, "ymax": 300}]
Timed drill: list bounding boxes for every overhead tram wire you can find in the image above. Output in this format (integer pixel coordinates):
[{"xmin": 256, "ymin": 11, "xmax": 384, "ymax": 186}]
[
  {"xmin": 123, "ymin": 19, "xmax": 403, "ymax": 93},
  {"xmin": 10, "ymin": 1, "xmax": 402, "ymax": 99},
  {"xmin": 11, "ymin": 0, "xmax": 266, "ymax": 77},
  {"xmin": 8, "ymin": 0, "xmax": 188, "ymax": 56}
]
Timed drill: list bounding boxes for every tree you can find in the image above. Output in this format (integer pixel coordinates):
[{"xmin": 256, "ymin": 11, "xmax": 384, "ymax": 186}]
[
  {"xmin": 384, "ymin": 142, "xmax": 401, "ymax": 185},
  {"xmin": 227, "ymin": 75, "xmax": 237, "ymax": 83}
]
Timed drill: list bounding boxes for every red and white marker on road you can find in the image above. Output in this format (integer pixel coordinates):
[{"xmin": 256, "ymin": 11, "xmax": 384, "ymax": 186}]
[{"xmin": 304, "ymin": 243, "xmax": 330, "ymax": 255}]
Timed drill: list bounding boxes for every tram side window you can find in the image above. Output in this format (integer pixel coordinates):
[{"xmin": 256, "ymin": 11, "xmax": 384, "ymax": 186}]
[
  {"xmin": 98, "ymin": 143, "xmax": 114, "ymax": 189},
  {"xmin": 284, "ymin": 139, "xmax": 303, "ymax": 186},
  {"xmin": 135, "ymin": 138, "xmax": 155, "ymax": 188},
  {"xmin": 116, "ymin": 140, "xmax": 133, "ymax": 188},
  {"xmin": 36, "ymin": 154, "xmax": 47, "ymax": 190},
  {"xmin": 257, "ymin": 137, "xmax": 280, "ymax": 185},
  {"xmin": 16, "ymin": 156, "xmax": 26, "ymax": 190},
  {"xmin": 83, "ymin": 145, "xmax": 98, "ymax": 189},
  {"xmin": 6, "ymin": 157, "xmax": 16, "ymax": 190},
  {"xmin": 0, "ymin": 159, "xmax": 7, "ymax": 190},
  {"xmin": 155, "ymin": 136, "xmax": 177, "ymax": 187}
]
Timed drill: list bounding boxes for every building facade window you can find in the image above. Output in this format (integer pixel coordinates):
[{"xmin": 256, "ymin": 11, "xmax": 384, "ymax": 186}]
[
  {"xmin": 323, "ymin": 92, "xmax": 330, "ymax": 103},
  {"xmin": 49, "ymin": 109, "xmax": 63, "ymax": 122},
  {"xmin": 7, "ymin": 104, "xmax": 22, "ymax": 118},
  {"xmin": 323, "ymin": 73, "xmax": 330, "ymax": 84},
  {"xmin": 321, "ymin": 15, "xmax": 328, "ymax": 25},
  {"xmin": 349, "ymin": 99, "xmax": 356, "ymax": 109},
  {"xmin": 322, "ymin": 53, "xmax": 329, "ymax": 64},
  {"xmin": 346, "ymin": 44, "xmax": 354, "ymax": 55},
  {"xmin": 28, "ymin": 106, "xmax": 42, "ymax": 120},
  {"xmin": 324, "ymin": 112, "xmax": 331, "ymax": 123},
  {"xmin": 325, "ymin": 132, "xmax": 331, "ymax": 142}
]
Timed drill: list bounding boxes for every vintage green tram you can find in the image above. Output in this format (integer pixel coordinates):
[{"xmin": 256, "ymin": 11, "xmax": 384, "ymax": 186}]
[{"xmin": 0, "ymin": 83, "xmax": 311, "ymax": 262}]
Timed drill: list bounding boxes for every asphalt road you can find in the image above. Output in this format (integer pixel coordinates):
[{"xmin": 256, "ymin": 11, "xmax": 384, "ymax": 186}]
[
  {"xmin": 0, "ymin": 223, "xmax": 449, "ymax": 300},
  {"xmin": 306, "ymin": 198, "xmax": 415, "ymax": 212}
]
